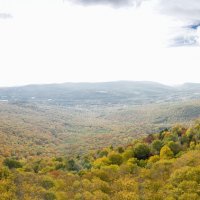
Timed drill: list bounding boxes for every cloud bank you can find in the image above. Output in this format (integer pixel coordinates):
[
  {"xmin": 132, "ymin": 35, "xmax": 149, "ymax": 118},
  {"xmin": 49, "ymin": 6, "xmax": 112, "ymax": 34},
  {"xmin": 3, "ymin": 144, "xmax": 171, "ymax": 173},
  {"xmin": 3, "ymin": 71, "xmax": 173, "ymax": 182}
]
[
  {"xmin": 169, "ymin": 28, "xmax": 200, "ymax": 47},
  {"xmin": 158, "ymin": 0, "xmax": 200, "ymax": 46},
  {"xmin": 70, "ymin": 0, "xmax": 144, "ymax": 7},
  {"xmin": 0, "ymin": 13, "xmax": 12, "ymax": 19},
  {"xmin": 69, "ymin": 0, "xmax": 200, "ymax": 46},
  {"xmin": 158, "ymin": 0, "xmax": 200, "ymax": 23}
]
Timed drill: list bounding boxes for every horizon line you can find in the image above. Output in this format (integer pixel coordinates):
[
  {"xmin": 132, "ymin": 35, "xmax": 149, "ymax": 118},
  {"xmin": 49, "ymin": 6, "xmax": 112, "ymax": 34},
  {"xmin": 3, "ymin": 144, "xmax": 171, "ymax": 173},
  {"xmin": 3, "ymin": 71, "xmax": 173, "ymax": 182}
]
[{"xmin": 0, "ymin": 80, "xmax": 200, "ymax": 88}]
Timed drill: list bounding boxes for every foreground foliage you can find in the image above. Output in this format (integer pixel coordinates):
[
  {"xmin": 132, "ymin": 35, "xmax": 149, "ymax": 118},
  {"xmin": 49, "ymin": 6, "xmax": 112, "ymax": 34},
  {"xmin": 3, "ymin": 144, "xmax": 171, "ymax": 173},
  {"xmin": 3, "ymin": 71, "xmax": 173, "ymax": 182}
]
[{"xmin": 2, "ymin": 121, "xmax": 200, "ymax": 199}]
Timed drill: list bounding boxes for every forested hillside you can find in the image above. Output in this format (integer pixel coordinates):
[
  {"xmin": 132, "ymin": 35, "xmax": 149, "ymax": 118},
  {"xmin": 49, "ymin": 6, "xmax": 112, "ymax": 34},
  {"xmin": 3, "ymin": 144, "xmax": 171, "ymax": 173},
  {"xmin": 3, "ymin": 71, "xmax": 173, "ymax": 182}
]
[
  {"xmin": 1, "ymin": 82, "xmax": 200, "ymax": 199},
  {"xmin": 1, "ymin": 99, "xmax": 200, "ymax": 157},
  {"xmin": 1, "ymin": 121, "xmax": 200, "ymax": 199},
  {"xmin": 1, "ymin": 81, "xmax": 200, "ymax": 157}
]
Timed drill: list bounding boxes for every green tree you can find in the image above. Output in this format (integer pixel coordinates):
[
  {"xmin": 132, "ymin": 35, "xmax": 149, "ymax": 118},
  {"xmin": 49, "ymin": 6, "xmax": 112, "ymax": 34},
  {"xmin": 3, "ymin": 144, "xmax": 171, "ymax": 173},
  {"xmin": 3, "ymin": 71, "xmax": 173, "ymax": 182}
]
[
  {"xmin": 0, "ymin": 167, "xmax": 10, "ymax": 179},
  {"xmin": 66, "ymin": 159, "xmax": 79, "ymax": 171},
  {"xmin": 44, "ymin": 192, "xmax": 56, "ymax": 200},
  {"xmin": 134, "ymin": 143, "xmax": 150, "ymax": 160},
  {"xmin": 41, "ymin": 178, "xmax": 55, "ymax": 190},
  {"xmin": 167, "ymin": 141, "xmax": 181, "ymax": 155},
  {"xmin": 3, "ymin": 158, "xmax": 22, "ymax": 169},
  {"xmin": 160, "ymin": 145, "xmax": 173, "ymax": 159},
  {"xmin": 108, "ymin": 152, "xmax": 123, "ymax": 165},
  {"xmin": 151, "ymin": 140, "xmax": 163, "ymax": 155}
]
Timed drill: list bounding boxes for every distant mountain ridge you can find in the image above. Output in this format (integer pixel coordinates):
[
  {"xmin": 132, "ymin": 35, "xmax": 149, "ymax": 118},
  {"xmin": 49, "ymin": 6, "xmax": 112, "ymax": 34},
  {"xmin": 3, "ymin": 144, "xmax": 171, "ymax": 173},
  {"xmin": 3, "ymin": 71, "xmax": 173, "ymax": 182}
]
[{"xmin": 0, "ymin": 81, "xmax": 200, "ymax": 106}]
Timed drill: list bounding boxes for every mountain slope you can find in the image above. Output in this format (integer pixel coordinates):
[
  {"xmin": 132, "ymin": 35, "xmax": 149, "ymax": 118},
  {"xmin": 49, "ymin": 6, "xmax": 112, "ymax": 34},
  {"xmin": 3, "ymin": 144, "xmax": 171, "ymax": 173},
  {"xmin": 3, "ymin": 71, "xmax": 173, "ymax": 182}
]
[
  {"xmin": 1, "ymin": 121, "xmax": 200, "ymax": 199},
  {"xmin": 0, "ymin": 81, "xmax": 176, "ymax": 105},
  {"xmin": 0, "ymin": 81, "xmax": 200, "ymax": 157}
]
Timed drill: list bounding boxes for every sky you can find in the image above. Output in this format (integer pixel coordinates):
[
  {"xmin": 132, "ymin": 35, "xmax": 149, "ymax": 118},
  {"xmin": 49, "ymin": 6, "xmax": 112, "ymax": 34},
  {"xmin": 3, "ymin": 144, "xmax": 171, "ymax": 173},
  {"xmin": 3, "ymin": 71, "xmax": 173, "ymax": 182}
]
[{"xmin": 0, "ymin": 0, "xmax": 200, "ymax": 86}]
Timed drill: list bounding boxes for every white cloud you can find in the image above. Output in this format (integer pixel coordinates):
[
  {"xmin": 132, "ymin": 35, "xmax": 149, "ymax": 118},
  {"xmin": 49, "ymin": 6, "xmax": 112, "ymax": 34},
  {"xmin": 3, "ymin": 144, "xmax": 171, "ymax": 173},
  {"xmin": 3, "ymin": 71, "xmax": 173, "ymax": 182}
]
[
  {"xmin": 68, "ymin": 0, "xmax": 200, "ymax": 46},
  {"xmin": 68, "ymin": 0, "xmax": 145, "ymax": 7},
  {"xmin": 158, "ymin": 0, "xmax": 200, "ymax": 22},
  {"xmin": 156, "ymin": 0, "xmax": 200, "ymax": 46},
  {"xmin": 0, "ymin": 13, "xmax": 12, "ymax": 19}
]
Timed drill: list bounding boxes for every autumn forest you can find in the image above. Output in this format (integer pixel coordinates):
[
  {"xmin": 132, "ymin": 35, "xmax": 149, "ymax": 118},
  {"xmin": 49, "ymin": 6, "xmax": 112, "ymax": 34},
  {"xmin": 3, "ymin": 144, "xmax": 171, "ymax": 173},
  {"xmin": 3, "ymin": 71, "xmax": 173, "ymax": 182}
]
[{"xmin": 1, "ymin": 82, "xmax": 200, "ymax": 199}]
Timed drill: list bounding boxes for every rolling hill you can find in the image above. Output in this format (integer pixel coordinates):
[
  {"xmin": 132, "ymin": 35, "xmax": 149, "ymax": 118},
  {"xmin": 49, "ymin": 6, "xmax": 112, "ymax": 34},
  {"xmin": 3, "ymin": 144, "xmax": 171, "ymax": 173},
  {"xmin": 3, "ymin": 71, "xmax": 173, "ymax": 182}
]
[
  {"xmin": 0, "ymin": 81, "xmax": 200, "ymax": 157},
  {"xmin": 0, "ymin": 81, "xmax": 197, "ymax": 105}
]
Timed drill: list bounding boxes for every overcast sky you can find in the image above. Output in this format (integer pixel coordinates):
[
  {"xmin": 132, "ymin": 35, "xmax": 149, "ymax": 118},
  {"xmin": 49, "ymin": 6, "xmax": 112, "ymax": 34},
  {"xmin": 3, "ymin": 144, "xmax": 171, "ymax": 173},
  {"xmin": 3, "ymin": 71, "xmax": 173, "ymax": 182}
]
[{"xmin": 0, "ymin": 0, "xmax": 200, "ymax": 86}]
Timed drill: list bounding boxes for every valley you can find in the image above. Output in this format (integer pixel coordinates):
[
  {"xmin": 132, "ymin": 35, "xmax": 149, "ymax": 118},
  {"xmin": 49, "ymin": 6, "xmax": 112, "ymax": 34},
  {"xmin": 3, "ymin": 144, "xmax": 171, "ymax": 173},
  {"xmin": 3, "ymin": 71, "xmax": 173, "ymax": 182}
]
[{"xmin": 0, "ymin": 82, "xmax": 200, "ymax": 158}]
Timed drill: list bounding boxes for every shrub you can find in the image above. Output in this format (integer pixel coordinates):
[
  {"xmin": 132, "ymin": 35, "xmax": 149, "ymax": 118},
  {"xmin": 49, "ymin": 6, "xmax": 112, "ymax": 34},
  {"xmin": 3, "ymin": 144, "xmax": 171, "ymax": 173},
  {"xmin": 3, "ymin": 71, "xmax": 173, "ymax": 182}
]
[
  {"xmin": 108, "ymin": 152, "xmax": 123, "ymax": 165},
  {"xmin": 134, "ymin": 143, "xmax": 150, "ymax": 160},
  {"xmin": 3, "ymin": 158, "xmax": 22, "ymax": 169}
]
